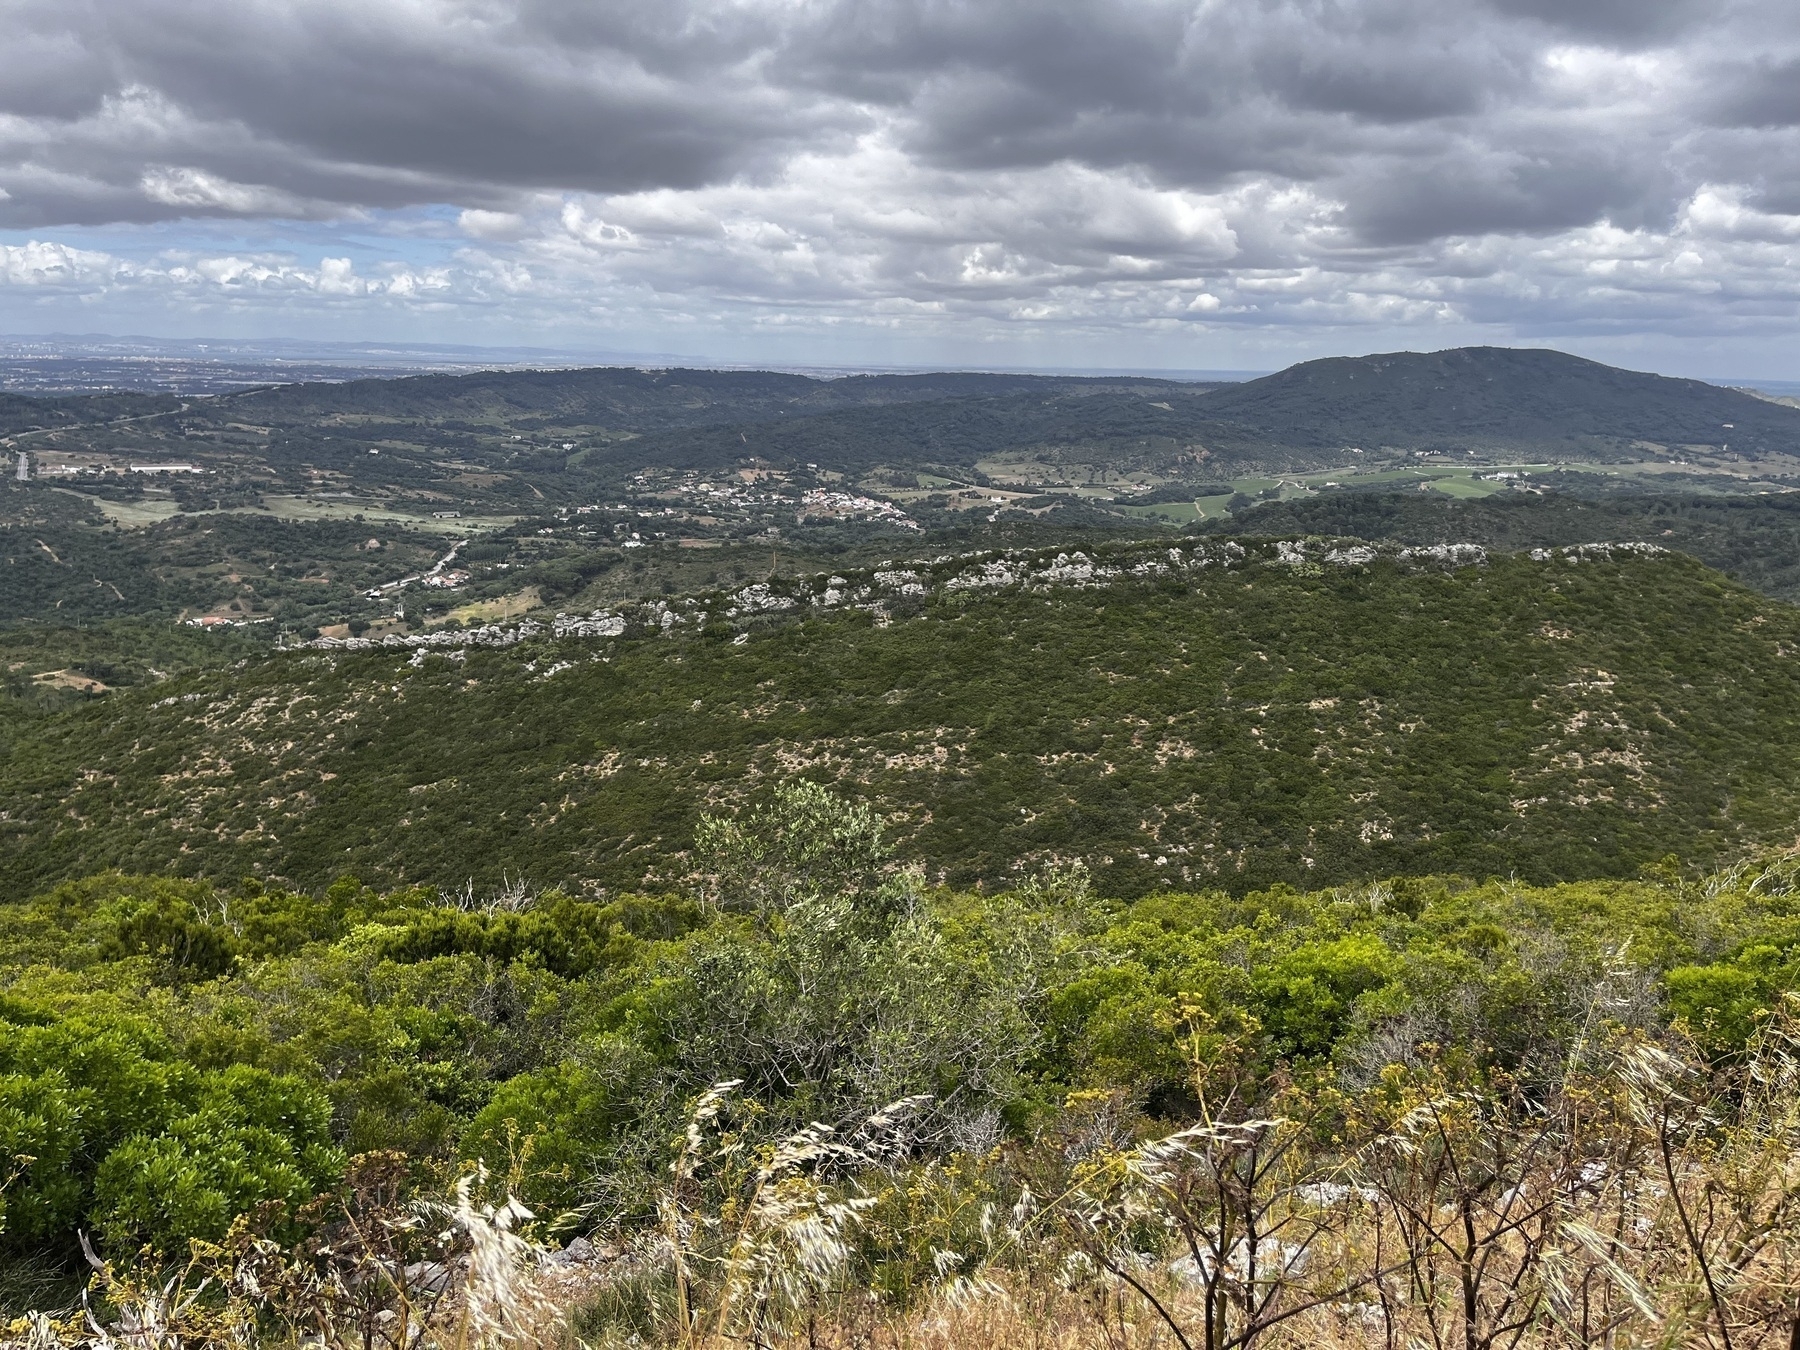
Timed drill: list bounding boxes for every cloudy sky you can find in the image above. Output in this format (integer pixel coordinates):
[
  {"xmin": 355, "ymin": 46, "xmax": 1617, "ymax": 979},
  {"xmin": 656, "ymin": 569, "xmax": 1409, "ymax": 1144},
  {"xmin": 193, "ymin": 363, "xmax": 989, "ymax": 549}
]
[{"xmin": 3, "ymin": 0, "xmax": 1800, "ymax": 375}]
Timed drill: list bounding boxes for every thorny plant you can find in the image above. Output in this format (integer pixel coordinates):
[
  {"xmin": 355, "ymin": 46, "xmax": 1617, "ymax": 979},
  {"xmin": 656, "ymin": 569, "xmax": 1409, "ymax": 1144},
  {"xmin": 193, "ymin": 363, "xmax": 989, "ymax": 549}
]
[
  {"xmin": 1616, "ymin": 1001, "xmax": 1800, "ymax": 1350},
  {"xmin": 1349, "ymin": 1053, "xmax": 1630, "ymax": 1350},
  {"xmin": 987, "ymin": 999, "xmax": 1800, "ymax": 1350},
  {"xmin": 1029, "ymin": 1007, "xmax": 1397, "ymax": 1350}
]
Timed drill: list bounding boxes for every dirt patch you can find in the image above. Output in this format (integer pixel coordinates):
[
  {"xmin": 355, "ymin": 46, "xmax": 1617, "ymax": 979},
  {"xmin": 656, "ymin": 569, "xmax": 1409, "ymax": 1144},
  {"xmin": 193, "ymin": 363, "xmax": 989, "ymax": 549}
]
[
  {"xmin": 430, "ymin": 587, "xmax": 544, "ymax": 627},
  {"xmin": 33, "ymin": 668, "xmax": 108, "ymax": 693}
]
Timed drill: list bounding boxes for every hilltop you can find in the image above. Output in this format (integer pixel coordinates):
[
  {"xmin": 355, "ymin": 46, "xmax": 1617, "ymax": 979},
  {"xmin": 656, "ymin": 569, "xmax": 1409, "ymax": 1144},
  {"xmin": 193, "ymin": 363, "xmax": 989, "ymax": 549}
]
[
  {"xmin": 1196, "ymin": 346, "xmax": 1800, "ymax": 458},
  {"xmin": 5, "ymin": 537, "xmax": 1799, "ymax": 900}
]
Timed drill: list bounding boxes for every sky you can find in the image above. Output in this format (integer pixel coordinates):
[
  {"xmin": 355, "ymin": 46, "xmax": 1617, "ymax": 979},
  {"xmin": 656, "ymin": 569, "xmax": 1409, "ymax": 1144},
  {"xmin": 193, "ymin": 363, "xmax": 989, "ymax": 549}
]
[{"xmin": 3, "ymin": 0, "xmax": 1800, "ymax": 377}]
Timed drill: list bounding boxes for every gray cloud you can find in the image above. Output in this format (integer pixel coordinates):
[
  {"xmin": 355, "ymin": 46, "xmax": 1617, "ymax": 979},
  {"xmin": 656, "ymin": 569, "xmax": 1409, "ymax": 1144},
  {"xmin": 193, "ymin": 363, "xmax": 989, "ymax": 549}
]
[
  {"xmin": 1, "ymin": 0, "xmax": 1798, "ymax": 358},
  {"xmin": 0, "ymin": 0, "xmax": 1768, "ymax": 233},
  {"xmin": 0, "ymin": 0, "xmax": 861, "ymax": 226},
  {"xmin": 1483, "ymin": 0, "xmax": 1715, "ymax": 43},
  {"xmin": 1707, "ymin": 56, "xmax": 1800, "ymax": 129}
]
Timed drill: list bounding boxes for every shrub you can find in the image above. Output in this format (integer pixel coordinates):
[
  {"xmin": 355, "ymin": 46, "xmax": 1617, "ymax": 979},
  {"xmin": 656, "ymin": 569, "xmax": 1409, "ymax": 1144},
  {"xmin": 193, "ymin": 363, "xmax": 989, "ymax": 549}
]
[
  {"xmin": 0, "ymin": 1012, "xmax": 342, "ymax": 1254},
  {"xmin": 92, "ymin": 1065, "xmax": 341, "ymax": 1252}
]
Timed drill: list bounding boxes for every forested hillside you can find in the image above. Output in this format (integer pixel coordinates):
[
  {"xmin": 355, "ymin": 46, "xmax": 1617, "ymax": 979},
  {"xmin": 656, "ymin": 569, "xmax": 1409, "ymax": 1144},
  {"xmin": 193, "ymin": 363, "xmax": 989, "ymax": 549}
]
[
  {"xmin": 1, "ymin": 366, "xmax": 1182, "ymax": 439},
  {"xmin": 5, "ymin": 538, "xmax": 1798, "ymax": 900},
  {"xmin": 224, "ymin": 365, "xmax": 1188, "ymax": 432},
  {"xmin": 0, "ymin": 389, "xmax": 182, "ymax": 436},
  {"xmin": 1214, "ymin": 489, "xmax": 1800, "ymax": 602},
  {"xmin": 589, "ymin": 385, "xmax": 1244, "ymax": 478},
  {"xmin": 1196, "ymin": 346, "xmax": 1800, "ymax": 456},
  {"xmin": 0, "ymin": 483, "xmax": 448, "ymax": 625}
]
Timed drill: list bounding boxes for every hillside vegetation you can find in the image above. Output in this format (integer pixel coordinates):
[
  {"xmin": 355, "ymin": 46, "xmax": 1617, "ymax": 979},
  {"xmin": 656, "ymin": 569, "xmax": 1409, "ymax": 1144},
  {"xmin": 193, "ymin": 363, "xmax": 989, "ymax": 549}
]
[
  {"xmin": 5, "ymin": 791, "xmax": 1800, "ymax": 1348},
  {"xmin": 226, "ymin": 365, "xmax": 1185, "ymax": 431},
  {"xmin": 0, "ymin": 481, "xmax": 447, "ymax": 626},
  {"xmin": 0, "ymin": 389, "xmax": 181, "ymax": 437},
  {"xmin": 1214, "ymin": 489, "xmax": 1800, "ymax": 602},
  {"xmin": 1196, "ymin": 346, "xmax": 1800, "ymax": 457},
  {"xmin": 5, "ymin": 538, "xmax": 1799, "ymax": 901}
]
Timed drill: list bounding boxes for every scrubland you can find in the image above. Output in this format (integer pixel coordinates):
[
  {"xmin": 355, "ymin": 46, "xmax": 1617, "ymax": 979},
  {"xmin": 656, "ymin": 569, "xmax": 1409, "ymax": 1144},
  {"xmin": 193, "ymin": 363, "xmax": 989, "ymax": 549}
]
[{"xmin": 5, "ymin": 785, "xmax": 1800, "ymax": 1347}]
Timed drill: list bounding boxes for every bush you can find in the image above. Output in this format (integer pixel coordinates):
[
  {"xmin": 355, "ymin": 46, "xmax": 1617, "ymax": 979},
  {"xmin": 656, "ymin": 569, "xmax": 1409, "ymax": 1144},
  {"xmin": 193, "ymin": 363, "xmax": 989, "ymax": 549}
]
[
  {"xmin": 1667, "ymin": 961, "xmax": 1772, "ymax": 1056},
  {"xmin": 0, "ymin": 1012, "xmax": 341, "ymax": 1254},
  {"xmin": 92, "ymin": 1065, "xmax": 341, "ymax": 1252},
  {"xmin": 461, "ymin": 1062, "xmax": 636, "ymax": 1218}
]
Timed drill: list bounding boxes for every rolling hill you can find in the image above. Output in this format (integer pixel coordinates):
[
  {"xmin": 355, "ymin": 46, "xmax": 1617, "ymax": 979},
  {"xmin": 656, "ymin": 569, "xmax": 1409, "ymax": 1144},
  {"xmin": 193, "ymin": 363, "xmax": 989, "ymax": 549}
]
[
  {"xmin": 222, "ymin": 366, "xmax": 1189, "ymax": 432},
  {"xmin": 599, "ymin": 347, "xmax": 1800, "ymax": 480},
  {"xmin": 5, "ymin": 537, "xmax": 1799, "ymax": 902},
  {"xmin": 10, "ymin": 345, "xmax": 1800, "ymax": 673},
  {"xmin": 1211, "ymin": 490, "xmax": 1800, "ymax": 603},
  {"xmin": 15, "ymin": 346, "xmax": 1799, "ymax": 510},
  {"xmin": 0, "ymin": 389, "xmax": 182, "ymax": 437},
  {"xmin": 1195, "ymin": 346, "xmax": 1800, "ymax": 458}
]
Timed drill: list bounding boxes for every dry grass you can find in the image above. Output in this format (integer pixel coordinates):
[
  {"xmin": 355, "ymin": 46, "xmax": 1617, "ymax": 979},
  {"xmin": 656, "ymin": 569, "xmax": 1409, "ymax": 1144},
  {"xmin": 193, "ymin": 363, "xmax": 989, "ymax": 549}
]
[
  {"xmin": 18, "ymin": 1005, "xmax": 1800, "ymax": 1350},
  {"xmin": 560, "ymin": 1003, "xmax": 1800, "ymax": 1350}
]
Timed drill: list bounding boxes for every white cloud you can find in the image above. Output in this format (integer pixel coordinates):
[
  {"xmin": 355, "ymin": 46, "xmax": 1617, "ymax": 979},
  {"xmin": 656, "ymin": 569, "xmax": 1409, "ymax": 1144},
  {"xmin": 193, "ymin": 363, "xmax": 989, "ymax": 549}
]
[
  {"xmin": 9, "ymin": 176, "xmax": 1791, "ymax": 357},
  {"xmin": 141, "ymin": 166, "xmax": 306, "ymax": 215},
  {"xmin": 0, "ymin": 243, "xmax": 466, "ymax": 312},
  {"xmin": 458, "ymin": 208, "xmax": 528, "ymax": 239},
  {"xmin": 0, "ymin": 239, "xmax": 122, "ymax": 287}
]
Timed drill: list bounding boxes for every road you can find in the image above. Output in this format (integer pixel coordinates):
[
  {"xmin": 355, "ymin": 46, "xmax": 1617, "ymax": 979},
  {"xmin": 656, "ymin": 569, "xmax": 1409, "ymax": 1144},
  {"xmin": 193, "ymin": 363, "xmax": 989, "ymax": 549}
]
[{"xmin": 365, "ymin": 539, "xmax": 469, "ymax": 598}]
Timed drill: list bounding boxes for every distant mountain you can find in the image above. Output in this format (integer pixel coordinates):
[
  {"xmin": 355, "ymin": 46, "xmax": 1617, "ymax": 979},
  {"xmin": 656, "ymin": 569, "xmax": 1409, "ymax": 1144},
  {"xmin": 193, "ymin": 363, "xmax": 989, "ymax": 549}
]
[
  {"xmin": 14, "ymin": 346, "xmax": 1800, "ymax": 512},
  {"xmin": 605, "ymin": 347, "xmax": 1800, "ymax": 478},
  {"xmin": 1196, "ymin": 347, "xmax": 1800, "ymax": 458},
  {"xmin": 223, "ymin": 366, "xmax": 1194, "ymax": 435},
  {"xmin": 4, "ymin": 362, "xmax": 1200, "ymax": 447},
  {"xmin": 16, "ymin": 349, "xmax": 1800, "ymax": 465}
]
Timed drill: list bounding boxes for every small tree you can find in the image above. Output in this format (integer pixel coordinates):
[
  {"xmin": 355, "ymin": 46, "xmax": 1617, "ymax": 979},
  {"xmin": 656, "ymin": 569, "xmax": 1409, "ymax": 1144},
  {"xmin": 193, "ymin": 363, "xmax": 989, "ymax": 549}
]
[{"xmin": 693, "ymin": 781, "xmax": 892, "ymax": 922}]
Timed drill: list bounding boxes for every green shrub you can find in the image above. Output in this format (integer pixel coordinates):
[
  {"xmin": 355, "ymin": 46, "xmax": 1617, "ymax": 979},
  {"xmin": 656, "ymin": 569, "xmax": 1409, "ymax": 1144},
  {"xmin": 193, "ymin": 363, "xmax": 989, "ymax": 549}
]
[
  {"xmin": 91, "ymin": 1065, "xmax": 340, "ymax": 1252},
  {"xmin": 0, "ymin": 1013, "xmax": 341, "ymax": 1254},
  {"xmin": 1252, "ymin": 934, "xmax": 1400, "ymax": 1061},
  {"xmin": 1667, "ymin": 962, "xmax": 1773, "ymax": 1056},
  {"xmin": 463, "ymin": 1064, "xmax": 619, "ymax": 1217}
]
